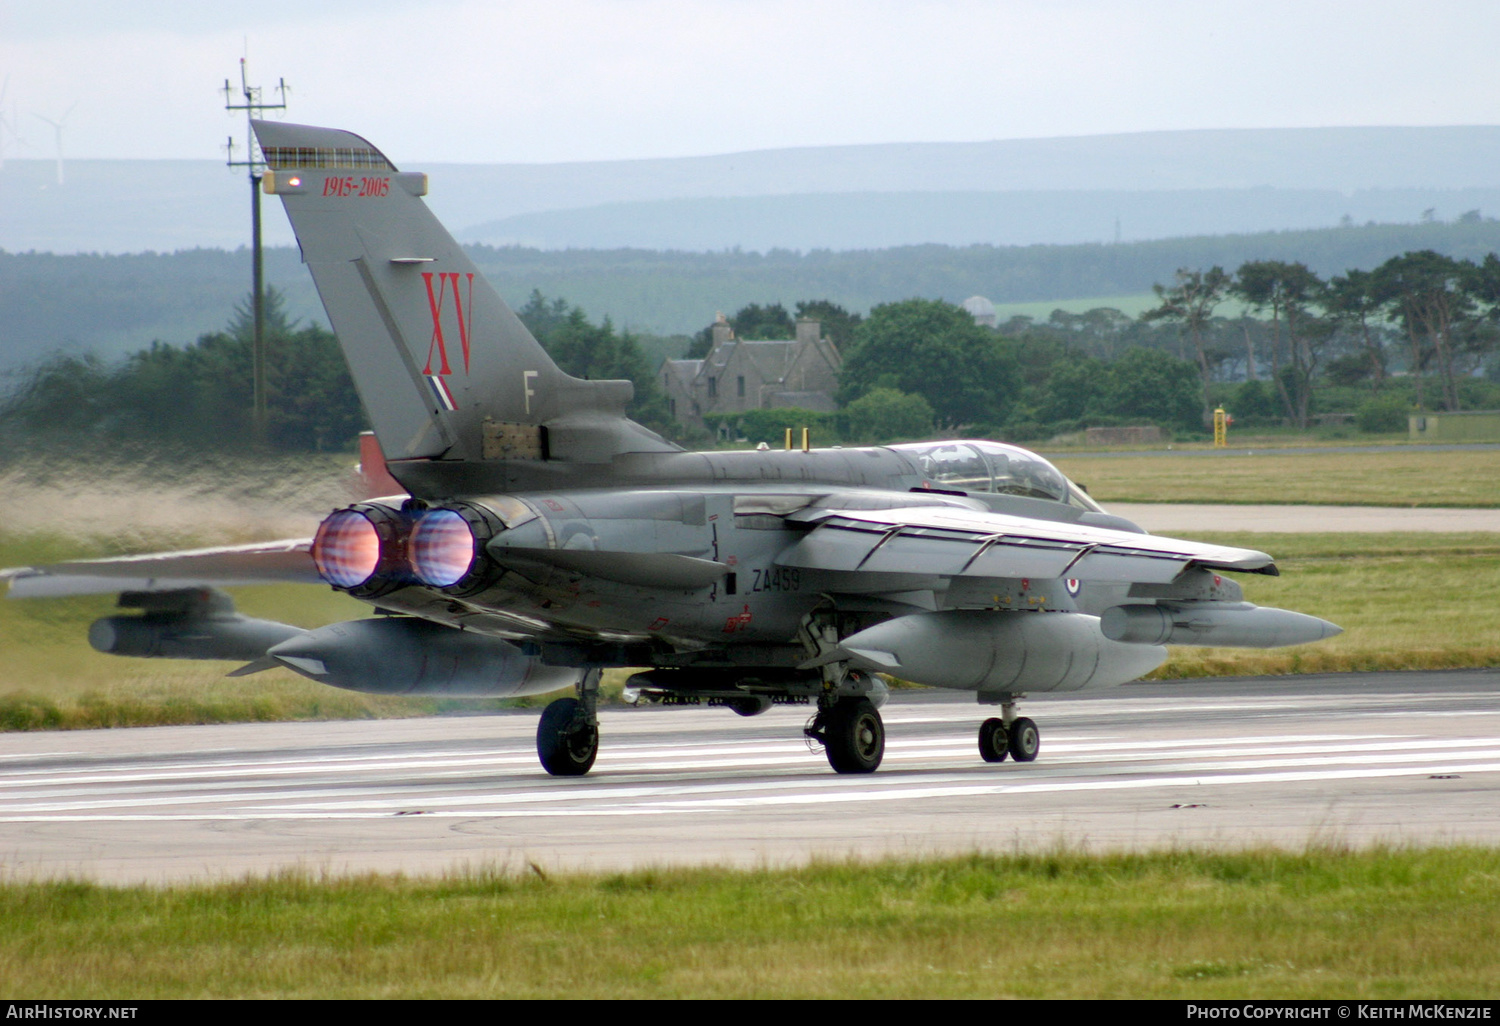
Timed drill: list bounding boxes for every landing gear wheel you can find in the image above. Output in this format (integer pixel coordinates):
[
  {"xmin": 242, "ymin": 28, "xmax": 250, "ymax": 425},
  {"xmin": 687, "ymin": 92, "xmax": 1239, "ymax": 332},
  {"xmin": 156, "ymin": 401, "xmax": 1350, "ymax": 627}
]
[
  {"xmin": 537, "ymin": 697, "xmax": 598, "ymax": 776},
  {"xmin": 978, "ymin": 717, "xmax": 1009, "ymax": 763},
  {"xmin": 1007, "ymin": 716, "xmax": 1040, "ymax": 763},
  {"xmin": 824, "ymin": 698, "xmax": 884, "ymax": 774}
]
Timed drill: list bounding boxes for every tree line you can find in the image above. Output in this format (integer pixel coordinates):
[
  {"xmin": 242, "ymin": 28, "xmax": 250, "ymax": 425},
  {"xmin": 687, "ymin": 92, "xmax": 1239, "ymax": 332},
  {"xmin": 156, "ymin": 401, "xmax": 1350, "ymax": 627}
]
[
  {"xmin": 10, "ymin": 217, "xmax": 1500, "ymax": 369},
  {"xmin": 10, "ymin": 248, "xmax": 1500, "ymax": 457},
  {"xmin": 0, "ymin": 290, "xmax": 681, "ymax": 455},
  {"xmin": 1142, "ymin": 251, "xmax": 1500, "ymax": 429}
]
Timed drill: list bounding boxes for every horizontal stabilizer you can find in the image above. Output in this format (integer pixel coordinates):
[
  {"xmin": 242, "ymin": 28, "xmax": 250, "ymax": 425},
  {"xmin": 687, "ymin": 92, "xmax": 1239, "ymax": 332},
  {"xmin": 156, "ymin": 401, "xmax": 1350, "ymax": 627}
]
[{"xmin": 3, "ymin": 539, "xmax": 318, "ymax": 598}]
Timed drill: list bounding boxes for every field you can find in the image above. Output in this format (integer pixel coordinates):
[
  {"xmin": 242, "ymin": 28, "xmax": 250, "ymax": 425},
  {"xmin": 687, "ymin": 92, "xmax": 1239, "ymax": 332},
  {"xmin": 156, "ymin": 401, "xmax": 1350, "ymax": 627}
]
[
  {"xmin": 1053, "ymin": 448, "xmax": 1500, "ymax": 507},
  {"xmin": 2, "ymin": 849, "xmax": 1496, "ymax": 998}
]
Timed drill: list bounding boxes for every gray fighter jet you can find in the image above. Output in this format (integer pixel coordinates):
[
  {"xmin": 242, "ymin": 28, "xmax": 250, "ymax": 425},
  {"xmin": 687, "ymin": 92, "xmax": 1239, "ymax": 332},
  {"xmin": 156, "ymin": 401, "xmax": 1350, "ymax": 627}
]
[{"xmin": 4, "ymin": 121, "xmax": 1341, "ymax": 776}]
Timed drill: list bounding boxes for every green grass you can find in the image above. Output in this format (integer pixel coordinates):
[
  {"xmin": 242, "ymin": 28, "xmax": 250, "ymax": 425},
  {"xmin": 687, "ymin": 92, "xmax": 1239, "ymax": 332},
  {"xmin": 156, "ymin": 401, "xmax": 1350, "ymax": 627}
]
[
  {"xmin": 1154, "ymin": 531, "xmax": 1500, "ymax": 678},
  {"xmin": 1055, "ymin": 448, "xmax": 1500, "ymax": 506},
  {"xmin": 2, "ymin": 848, "xmax": 1497, "ymax": 998}
]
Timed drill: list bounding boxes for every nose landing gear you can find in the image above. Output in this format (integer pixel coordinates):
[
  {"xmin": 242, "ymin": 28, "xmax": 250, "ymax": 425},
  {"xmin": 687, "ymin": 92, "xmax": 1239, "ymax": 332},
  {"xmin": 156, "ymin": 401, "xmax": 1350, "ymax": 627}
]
[
  {"xmin": 976, "ymin": 695, "xmax": 1039, "ymax": 764},
  {"xmin": 537, "ymin": 670, "xmax": 601, "ymax": 776}
]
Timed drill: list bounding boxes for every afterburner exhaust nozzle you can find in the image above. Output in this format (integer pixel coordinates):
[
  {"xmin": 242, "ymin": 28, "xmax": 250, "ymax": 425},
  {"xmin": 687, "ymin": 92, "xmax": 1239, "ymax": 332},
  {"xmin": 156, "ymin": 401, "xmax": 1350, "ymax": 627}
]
[{"xmin": 309, "ymin": 501, "xmax": 410, "ymax": 596}]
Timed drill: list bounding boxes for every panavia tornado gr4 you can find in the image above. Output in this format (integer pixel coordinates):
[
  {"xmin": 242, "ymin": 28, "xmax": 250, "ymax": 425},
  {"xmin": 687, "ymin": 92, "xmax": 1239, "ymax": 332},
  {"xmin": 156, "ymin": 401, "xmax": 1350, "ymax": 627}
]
[{"xmin": 4, "ymin": 121, "xmax": 1341, "ymax": 776}]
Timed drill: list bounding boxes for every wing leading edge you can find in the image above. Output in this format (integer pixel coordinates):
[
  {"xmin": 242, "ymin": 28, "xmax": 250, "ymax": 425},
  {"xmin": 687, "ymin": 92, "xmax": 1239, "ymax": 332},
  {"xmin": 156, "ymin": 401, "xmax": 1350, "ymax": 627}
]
[{"xmin": 776, "ymin": 503, "xmax": 1275, "ymax": 584}]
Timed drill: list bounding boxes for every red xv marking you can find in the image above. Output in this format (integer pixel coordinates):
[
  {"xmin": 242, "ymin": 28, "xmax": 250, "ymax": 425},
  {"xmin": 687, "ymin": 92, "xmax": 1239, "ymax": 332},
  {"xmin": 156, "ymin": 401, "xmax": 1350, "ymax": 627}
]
[{"xmin": 421, "ymin": 271, "xmax": 476, "ymax": 376}]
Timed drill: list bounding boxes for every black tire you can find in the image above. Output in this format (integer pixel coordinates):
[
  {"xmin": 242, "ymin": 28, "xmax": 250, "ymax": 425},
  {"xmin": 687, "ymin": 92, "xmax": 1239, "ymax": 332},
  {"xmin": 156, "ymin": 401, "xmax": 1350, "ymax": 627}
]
[
  {"xmin": 824, "ymin": 698, "xmax": 884, "ymax": 774},
  {"xmin": 537, "ymin": 697, "xmax": 598, "ymax": 776},
  {"xmin": 978, "ymin": 717, "xmax": 1009, "ymax": 763},
  {"xmin": 1007, "ymin": 716, "xmax": 1040, "ymax": 763}
]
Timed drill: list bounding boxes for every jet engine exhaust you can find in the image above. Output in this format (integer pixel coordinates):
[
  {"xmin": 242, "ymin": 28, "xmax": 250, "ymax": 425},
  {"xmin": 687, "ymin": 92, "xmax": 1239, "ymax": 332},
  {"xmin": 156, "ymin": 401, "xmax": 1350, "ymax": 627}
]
[
  {"xmin": 309, "ymin": 502, "xmax": 408, "ymax": 595},
  {"xmin": 407, "ymin": 503, "xmax": 501, "ymax": 594},
  {"xmin": 311, "ymin": 509, "xmax": 381, "ymax": 587},
  {"xmin": 409, "ymin": 509, "xmax": 477, "ymax": 586}
]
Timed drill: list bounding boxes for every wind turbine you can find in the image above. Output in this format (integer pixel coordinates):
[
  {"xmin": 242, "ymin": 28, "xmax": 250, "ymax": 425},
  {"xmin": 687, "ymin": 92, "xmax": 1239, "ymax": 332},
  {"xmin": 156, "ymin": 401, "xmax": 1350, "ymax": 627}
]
[
  {"xmin": 34, "ymin": 101, "xmax": 76, "ymax": 186},
  {"xmin": 0, "ymin": 77, "xmax": 23, "ymax": 174}
]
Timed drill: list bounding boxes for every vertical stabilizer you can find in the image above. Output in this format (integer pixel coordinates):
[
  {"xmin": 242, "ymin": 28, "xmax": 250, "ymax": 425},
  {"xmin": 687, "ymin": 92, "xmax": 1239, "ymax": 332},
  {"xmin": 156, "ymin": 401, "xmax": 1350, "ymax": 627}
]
[{"xmin": 251, "ymin": 121, "xmax": 677, "ymax": 467}]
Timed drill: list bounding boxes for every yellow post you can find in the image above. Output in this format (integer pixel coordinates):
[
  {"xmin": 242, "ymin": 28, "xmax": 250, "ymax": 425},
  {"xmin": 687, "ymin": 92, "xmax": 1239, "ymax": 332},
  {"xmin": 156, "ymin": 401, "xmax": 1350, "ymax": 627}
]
[
  {"xmin": 801, "ymin": 427, "xmax": 811, "ymax": 453},
  {"xmin": 1213, "ymin": 407, "xmax": 1227, "ymax": 447},
  {"xmin": 784, "ymin": 427, "xmax": 793, "ymax": 451}
]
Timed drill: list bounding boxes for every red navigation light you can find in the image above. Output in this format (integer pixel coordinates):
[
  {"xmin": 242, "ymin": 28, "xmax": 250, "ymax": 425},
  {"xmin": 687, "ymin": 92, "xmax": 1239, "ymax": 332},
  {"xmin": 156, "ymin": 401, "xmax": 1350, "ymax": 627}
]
[
  {"xmin": 409, "ymin": 509, "xmax": 478, "ymax": 587},
  {"xmin": 311, "ymin": 509, "xmax": 382, "ymax": 588}
]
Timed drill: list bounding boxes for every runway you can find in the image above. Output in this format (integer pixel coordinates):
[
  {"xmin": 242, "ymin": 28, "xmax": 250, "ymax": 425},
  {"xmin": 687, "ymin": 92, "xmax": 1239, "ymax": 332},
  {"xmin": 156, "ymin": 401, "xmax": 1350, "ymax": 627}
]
[{"xmin": 1, "ymin": 670, "xmax": 1498, "ymax": 884}]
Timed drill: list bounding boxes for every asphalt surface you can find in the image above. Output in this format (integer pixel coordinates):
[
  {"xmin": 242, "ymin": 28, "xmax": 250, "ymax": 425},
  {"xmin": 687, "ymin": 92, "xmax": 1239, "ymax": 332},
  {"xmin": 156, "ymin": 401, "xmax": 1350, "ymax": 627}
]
[{"xmin": 1, "ymin": 670, "xmax": 1497, "ymax": 883}]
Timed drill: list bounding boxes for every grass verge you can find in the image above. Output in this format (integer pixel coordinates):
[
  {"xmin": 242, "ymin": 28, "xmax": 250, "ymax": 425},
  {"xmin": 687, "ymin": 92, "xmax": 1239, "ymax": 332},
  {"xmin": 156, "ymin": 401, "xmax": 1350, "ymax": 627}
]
[
  {"xmin": 1151, "ymin": 531, "xmax": 1500, "ymax": 678},
  {"xmin": 1054, "ymin": 448, "xmax": 1500, "ymax": 506},
  {"xmin": 2, "ymin": 847, "xmax": 1497, "ymax": 998}
]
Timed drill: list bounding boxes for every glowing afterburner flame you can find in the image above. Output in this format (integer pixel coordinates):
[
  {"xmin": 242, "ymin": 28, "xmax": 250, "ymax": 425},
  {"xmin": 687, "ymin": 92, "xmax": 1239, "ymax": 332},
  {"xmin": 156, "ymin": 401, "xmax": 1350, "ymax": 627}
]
[
  {"xmin": 409, "ymin": 509, "xmax": 477, "ymax": 587},
  {"xmin": 311, "ymin": 509, "xmax": 382, "ymax": 588}
]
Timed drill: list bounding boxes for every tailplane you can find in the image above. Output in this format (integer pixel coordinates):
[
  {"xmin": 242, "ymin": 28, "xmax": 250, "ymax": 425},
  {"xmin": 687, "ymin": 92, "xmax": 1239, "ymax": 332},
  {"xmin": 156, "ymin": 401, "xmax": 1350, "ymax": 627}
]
[{"xmin": 252, "ymin": 120, "xmax": 677, "ymax": 469}]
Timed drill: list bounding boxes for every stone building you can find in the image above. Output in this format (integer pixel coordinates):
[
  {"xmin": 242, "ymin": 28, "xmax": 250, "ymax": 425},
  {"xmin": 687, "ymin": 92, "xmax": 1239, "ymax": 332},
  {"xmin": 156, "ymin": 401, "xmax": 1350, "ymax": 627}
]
[{"xmin": 661, "ymin": 314, "xmax": 842, "ymax": 432}]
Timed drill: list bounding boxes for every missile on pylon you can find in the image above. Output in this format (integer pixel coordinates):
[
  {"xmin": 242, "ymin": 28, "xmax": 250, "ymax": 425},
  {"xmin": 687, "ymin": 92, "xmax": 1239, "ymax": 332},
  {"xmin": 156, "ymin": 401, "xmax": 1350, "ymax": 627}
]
[
  {"xmin": 88, "ymin": 588, "xmax": 305, "ymax": 662},
  {"xmin": 267, "ymin": 616, "xmax": 579, "ymax": 697},
  {"xmin": 1100, "ymin": 602, "xmax": 1343, "ymax": 649}
]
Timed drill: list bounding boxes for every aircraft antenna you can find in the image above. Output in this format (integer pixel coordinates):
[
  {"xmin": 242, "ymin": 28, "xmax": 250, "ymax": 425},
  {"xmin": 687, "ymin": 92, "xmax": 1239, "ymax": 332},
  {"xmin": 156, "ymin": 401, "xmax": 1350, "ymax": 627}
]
[{"xmin": 222, "ymin": 58, "xmax": 288, "ymax": 446}]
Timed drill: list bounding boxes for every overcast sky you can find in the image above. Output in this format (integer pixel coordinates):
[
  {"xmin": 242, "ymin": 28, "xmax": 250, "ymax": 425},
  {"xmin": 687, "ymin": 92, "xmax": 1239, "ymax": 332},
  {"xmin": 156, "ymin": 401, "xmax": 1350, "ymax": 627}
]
[{"xmin": 2, "ymin": 0, "xmax": 1499, "ymax": 165}]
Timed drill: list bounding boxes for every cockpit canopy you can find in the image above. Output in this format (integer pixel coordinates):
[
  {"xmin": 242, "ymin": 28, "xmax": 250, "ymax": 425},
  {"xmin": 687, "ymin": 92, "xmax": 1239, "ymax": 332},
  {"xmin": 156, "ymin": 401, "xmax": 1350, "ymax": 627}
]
[{"xmin": 888, "ymin": 440, "xmax": 1101, "ymax": 510}]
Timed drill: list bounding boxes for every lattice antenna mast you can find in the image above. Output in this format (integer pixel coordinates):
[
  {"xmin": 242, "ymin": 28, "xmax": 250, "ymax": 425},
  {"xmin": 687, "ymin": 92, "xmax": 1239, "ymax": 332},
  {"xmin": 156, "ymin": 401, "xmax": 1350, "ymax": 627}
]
[{"xmin": 222, "ymin": 58, "xmax": 288, "ymax": 446}]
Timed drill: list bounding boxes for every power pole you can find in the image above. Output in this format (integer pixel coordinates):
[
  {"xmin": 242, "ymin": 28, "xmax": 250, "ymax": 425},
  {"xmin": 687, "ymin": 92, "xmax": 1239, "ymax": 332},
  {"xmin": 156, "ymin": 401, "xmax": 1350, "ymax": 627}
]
[{"xmin": 223, "ymin": 59, "xmax": 287, "ymax": 446}]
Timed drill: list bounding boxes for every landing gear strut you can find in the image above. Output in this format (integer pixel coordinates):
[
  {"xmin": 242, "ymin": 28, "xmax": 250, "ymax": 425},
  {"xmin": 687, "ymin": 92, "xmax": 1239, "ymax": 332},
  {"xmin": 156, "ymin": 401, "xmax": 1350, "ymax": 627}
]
[
  {"xmin": 806, "ymin": 696, "xmax": 885, "ymax": 774},
  {"xmin": 976, "ymin": 695, "xmax": 1039, "ymax": 764},
  {"xmin": 537, "ymin": 669, "xmax": 601, "ymax": 776}
]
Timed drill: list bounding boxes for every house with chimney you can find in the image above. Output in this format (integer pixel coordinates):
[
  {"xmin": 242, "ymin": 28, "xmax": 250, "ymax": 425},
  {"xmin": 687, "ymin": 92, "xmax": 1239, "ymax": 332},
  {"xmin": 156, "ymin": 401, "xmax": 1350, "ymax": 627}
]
[{"xmin": 661, "ymin": 313, "xmax": 843, "ymax": 433}]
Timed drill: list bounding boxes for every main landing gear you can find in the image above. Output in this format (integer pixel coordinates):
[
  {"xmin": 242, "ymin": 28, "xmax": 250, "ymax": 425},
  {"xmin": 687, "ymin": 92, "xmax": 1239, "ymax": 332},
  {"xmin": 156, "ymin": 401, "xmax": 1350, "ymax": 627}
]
[
  {"xmin": 976, "ymin": 694, "xmax": 1039, "ymax": 764},
  {"xmin": 537, "ymin": 669, "xmax": 601, "ymax": 776},
  {"xmin": 804, "ymin": 670, "xmax": 887, "ymax": 774},
  {"xmin": 806, "ymin": 696, "xmax": 885, "ymax": 774}
]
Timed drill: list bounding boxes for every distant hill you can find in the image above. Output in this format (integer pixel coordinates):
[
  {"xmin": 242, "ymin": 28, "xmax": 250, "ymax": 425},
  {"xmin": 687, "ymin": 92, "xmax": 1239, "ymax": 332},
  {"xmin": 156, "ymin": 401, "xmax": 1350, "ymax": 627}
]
[
  {"xmin": 458, "ymin": 188, "xmax": 1500, "ymax": 251},
  {"xmin": 5, "ymin": 126, "xmax": 1500, "ymax": 254},
  {"xmin": 6, "ymin": 219, "xmax": 1500, "ymax": 374}
]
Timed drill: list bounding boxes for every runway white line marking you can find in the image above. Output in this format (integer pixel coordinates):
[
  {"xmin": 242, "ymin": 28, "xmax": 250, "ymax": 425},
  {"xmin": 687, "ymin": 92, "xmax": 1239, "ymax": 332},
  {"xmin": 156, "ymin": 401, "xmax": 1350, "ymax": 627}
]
[
  {"xmin": 5, "ymin": 738, "xmax": 1494, "ymax": 810},
  {"xmin": 5, "ymin": 755, "xmax": 1498, "ymax": 821},
  {"xmin": 4, "ymin": 743, "xmax": 1497, "ymax": 816},
  {"xmin": 0, "ymin": 733, "xmax": 1445, "ymax": 791}
]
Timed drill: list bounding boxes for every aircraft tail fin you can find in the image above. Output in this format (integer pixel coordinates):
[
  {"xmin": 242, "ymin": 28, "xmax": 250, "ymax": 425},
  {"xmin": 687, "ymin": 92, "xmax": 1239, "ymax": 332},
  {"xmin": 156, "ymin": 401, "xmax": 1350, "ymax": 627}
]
[{"xmin": 251, "ymin": 120, "xmax": 677, "ymax": 469}]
